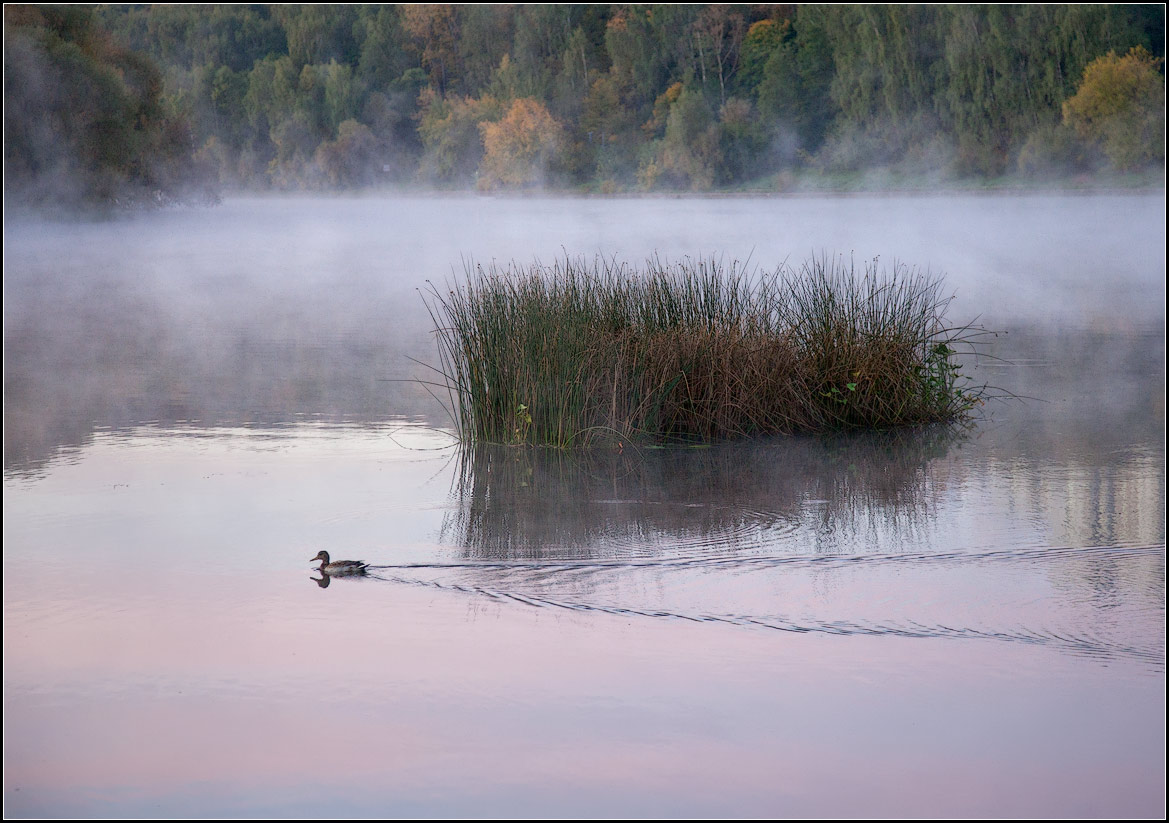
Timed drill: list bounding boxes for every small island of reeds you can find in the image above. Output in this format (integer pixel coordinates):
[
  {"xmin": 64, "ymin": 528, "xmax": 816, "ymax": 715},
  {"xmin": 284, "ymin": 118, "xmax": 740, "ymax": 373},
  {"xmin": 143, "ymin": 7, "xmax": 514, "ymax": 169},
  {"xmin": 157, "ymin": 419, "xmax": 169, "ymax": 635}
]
[{"xmin": 423, "ymin": 256, "xmax": 990, "ymax": 447}]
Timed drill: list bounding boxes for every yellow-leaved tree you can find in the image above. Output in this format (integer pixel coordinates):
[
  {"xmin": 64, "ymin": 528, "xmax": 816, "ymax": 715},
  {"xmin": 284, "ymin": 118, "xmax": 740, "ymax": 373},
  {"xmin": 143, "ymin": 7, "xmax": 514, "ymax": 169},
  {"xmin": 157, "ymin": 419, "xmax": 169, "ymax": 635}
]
[
  {"xmin": 478, "ymin": 98, "xmax": 566, "ymax": 189},
  {"xmin": 1062, "ymin": 46, "xmax": 1165, "ymax": 171},
  {"xmin": 417, "ymin": 88, "xmax": 503, "ymax": 183}
]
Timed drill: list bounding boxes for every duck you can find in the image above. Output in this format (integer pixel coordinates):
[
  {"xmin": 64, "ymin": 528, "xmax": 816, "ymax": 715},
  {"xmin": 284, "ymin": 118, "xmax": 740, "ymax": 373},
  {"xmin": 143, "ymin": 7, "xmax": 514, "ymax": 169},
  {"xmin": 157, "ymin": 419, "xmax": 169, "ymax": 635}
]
[{"xmin": 310, "ymin": 550, "xmax": 368, "ymax": 575}]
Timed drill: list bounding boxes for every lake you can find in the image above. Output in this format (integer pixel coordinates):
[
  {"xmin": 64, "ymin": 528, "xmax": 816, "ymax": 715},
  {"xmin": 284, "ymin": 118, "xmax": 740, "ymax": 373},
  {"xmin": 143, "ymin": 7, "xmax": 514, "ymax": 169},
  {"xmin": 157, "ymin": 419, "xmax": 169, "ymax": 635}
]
[{"xmin": 3, "ymin": 193, "xmax": 1165, "ymax": 817}]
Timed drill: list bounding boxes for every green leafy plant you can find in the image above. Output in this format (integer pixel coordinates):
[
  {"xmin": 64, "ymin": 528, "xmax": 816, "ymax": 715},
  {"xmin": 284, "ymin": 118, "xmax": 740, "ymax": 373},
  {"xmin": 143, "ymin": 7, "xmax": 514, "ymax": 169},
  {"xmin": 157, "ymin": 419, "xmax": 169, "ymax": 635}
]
[{"xmin": 512, "ymin": 403, "xmax": 533, "ymax": 444}]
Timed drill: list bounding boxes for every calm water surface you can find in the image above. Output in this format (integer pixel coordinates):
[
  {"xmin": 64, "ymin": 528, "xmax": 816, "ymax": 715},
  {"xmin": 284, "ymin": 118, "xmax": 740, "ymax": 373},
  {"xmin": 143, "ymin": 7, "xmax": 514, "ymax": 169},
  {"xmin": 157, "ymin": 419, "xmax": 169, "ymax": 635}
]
[{"xmin": 4, "ymin": 194, "xmax": 1165, "ymax": 817}]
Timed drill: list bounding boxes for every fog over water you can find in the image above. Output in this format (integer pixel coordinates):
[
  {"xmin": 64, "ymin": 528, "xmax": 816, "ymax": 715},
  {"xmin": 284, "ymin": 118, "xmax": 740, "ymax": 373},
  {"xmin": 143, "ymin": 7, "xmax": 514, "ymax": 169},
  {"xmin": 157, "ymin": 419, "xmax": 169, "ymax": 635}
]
[
  {"xmin": 4, "ymin": 193, "xmax": 1165, "ymax": 817},
  {"xmin": 3, "ymin": 192, "xmax": 1164, "ymax": 471}
]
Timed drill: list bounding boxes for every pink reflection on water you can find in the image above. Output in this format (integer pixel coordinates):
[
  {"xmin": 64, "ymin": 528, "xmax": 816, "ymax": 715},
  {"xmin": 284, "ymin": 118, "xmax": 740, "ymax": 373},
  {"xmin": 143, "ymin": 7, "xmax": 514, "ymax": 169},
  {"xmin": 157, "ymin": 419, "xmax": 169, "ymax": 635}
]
[
  {"xmin": 4, "ymin": 423, "xmax": 1164, "ymax": 816},
  {"xmin": 5, "ymin": 567, "xmax": 1164, "ymax": 817}
]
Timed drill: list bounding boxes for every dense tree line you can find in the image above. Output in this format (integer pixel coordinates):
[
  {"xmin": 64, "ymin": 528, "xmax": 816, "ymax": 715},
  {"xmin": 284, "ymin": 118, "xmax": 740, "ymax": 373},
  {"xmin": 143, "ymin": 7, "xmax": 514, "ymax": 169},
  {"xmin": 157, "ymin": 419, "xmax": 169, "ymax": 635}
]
[
  {"xmin": 3, "ymin": 4, "xmax": 217, "ymax": 206},
  {"xmin": 6, "ymin": 4, "xmax": 1165, "ymax": 202}
]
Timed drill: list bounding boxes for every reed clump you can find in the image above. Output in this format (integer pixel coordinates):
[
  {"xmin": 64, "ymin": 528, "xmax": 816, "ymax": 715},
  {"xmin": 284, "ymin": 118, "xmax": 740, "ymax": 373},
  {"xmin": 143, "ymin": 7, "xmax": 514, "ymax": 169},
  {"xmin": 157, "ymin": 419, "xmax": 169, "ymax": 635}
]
[{"xmin": 423, "ymin": 255, "xmax": 989, "ymax": 446}]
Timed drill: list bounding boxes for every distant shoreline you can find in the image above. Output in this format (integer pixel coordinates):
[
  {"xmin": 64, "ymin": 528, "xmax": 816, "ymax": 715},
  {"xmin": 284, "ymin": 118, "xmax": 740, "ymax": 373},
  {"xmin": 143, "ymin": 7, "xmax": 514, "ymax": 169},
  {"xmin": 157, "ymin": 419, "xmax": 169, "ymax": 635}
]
[
  {"xmin": 216, "ymin": 182, "xmax": 1167, "ymax": 199},
  {"xmin": 5, "ymin": 177, "xmax": 1164, "ymax": 219}
]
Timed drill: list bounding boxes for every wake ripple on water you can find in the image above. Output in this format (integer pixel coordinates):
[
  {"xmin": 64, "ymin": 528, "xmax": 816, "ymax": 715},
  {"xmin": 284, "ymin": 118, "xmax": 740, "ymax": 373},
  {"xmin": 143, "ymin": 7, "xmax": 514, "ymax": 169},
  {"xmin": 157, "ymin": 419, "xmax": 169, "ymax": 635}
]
[
  {"xmin": 362, "ymin": 543, "xmax": 1166, "ymax": 670},
  {"xmin": 371, "ymin": 542, "xmax": 1165, "ymax": 573}
]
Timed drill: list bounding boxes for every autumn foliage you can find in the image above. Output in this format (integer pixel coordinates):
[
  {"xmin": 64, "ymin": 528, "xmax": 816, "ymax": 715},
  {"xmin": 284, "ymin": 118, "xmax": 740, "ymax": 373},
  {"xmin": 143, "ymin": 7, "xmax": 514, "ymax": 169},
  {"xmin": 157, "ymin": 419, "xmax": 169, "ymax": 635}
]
[
  {"xmin": 1062, "ymin": 46, "xmax": 1165, "ymax": 171},
  {"xmin": 8, "ymin": 5, "xmax": 1165, "ymax": 199},
  {"xmin": 478, "ymin": 98, "xmax": 566, "ymax": 188}
]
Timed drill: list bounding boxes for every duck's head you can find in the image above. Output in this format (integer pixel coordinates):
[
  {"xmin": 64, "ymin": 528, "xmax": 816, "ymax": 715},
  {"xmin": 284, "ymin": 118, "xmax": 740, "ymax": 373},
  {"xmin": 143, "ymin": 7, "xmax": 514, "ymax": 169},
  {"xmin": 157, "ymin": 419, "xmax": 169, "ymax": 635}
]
[{"xmin": 310, "ymin": 550, "xmax": 330, "ymax": 564}]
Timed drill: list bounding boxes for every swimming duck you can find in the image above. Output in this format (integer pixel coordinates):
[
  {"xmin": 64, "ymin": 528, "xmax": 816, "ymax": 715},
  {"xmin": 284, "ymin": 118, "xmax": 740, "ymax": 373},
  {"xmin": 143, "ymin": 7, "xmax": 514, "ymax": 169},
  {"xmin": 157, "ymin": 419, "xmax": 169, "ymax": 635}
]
[{"xmin": 310, "ymin": 550, "xmax": 368, "ymax": 575}]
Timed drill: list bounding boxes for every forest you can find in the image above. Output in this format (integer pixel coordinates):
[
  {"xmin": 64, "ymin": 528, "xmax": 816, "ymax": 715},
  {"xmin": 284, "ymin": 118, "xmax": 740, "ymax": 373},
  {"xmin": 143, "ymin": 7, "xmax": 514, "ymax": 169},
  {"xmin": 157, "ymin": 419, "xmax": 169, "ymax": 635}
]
[{"xmin": 4, "ymin": 4, "xmax": 1165, "ymax": 205}]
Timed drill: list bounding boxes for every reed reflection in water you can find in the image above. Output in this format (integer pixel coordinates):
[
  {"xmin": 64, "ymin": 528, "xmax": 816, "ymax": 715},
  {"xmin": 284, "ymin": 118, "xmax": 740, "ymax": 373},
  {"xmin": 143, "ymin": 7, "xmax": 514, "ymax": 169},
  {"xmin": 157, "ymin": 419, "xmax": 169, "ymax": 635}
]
[{"xmin": 444, "ymin": 428, "xmax": 962, "ymax": 559}]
